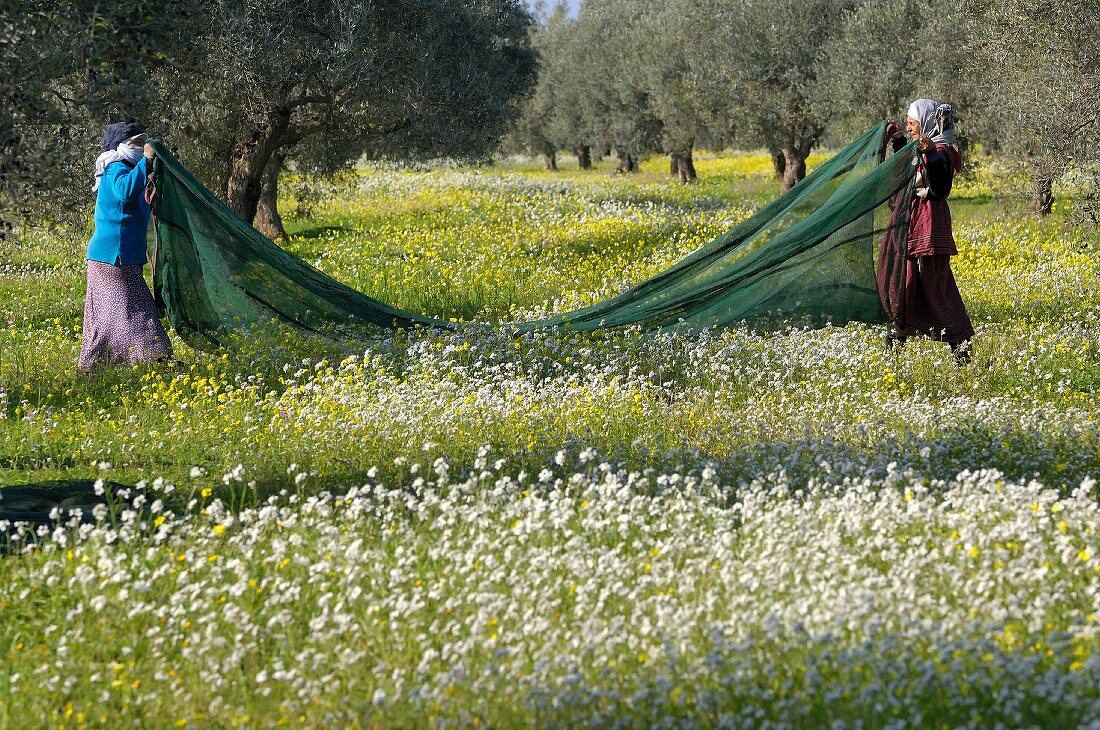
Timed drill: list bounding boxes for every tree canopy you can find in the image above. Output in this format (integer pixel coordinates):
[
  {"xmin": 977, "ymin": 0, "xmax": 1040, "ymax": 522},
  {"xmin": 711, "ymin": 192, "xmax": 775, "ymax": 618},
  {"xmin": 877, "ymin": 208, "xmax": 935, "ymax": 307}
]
[
  {"xmin": 514, "ymin": 0, "xmax": 1099, "ymax": 209},
  {"xmin": 0, "ymin": 0, "xmax": 187, "ymax": 229},
  {"xmin": 1, "ymin": 0, "xmax": 537, "ymax": 235},
  {"xmin": 152, "ymin": 0, "xmax": 537, "ymax": 233},
  {"xmin": 962, "ymin": 0, "xmax": 1100, "ymax": 213},
  {"xmin": 3, "ymin": 0, "xmax": 1097, "ymax": 229}
]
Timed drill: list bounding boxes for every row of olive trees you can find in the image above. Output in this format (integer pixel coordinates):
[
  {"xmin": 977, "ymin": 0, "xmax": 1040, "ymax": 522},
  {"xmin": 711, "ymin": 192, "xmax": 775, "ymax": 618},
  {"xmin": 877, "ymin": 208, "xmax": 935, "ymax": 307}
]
[
  {"xmin": 515, "ymin": 0, "xmax": 926, "ymax": 191},
  {"xmin": 516, "ymin": 0, "xmax": 1099, "ymax": 212},
  {"xmin": 1, "ymin": 0, "xmax": 538, "ymax": 239}
]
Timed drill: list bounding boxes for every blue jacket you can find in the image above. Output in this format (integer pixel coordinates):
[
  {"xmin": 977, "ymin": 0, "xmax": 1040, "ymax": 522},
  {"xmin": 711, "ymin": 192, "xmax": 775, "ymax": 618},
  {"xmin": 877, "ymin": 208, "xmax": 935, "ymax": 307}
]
[{"xmin": 87, "ymin": 157, "xmax": 153, "ymax": 265}]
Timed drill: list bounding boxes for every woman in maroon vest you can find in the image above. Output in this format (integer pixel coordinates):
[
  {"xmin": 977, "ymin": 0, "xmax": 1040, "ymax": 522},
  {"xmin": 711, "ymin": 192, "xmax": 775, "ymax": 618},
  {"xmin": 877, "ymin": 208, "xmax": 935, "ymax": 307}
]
[{"xmin": 881, "ymin": 99, "xmax": 975, "ymax": 364}]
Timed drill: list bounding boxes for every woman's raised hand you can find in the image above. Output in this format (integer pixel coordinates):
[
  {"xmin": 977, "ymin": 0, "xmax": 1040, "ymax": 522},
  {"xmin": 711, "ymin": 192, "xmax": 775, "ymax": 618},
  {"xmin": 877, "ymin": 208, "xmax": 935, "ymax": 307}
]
[{"xmin": 144, "ymin": 142, "xmax": 156, "ymax": 160}]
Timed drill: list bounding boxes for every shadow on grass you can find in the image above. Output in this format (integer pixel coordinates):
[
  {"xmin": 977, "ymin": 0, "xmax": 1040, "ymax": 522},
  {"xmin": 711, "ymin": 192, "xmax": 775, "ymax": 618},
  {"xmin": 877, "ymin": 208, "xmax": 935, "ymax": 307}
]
[
  {"xmin": 286, "ymin": 225, "xmax": 352, "ymax": 241},
  {"xmin": 0, "ymin": 480, "xmax": 125, "ymax": 527}
]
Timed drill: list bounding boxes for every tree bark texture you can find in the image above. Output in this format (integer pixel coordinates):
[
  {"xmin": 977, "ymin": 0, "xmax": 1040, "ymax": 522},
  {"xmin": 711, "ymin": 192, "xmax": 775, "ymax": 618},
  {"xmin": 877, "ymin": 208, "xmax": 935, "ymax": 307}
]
[
  {"xmin": 615, "ymin": 147, "xmax": 637, "ymax": 173},
  {"xmin": 226, "ymin": 111, "xmax": 290, "ymax": 225},
  {"xmin": 770, "ymin": 149, "xmax": 786, "ymax": 181},
  {"xmin": 670, "ymin": 143, "xmax": 697, "ymax": 184},
  {"xmin": 255, "ymin": 151, "xmax": 288, "ymax": 242},
  {"xmin": 574, "ymin": 145, "xmax": 592, "ymax": 170},
  {"xmin": 1031, "ymin": 173, "xmax": 1054, "ymax": 215},
  {"xmin": 779, "ymin": 137, "xmax": 815, "ymax": 193},
  {"xmin": 543, "ymin": 151, "xmax": 558, "ymax": 171},
  {"xmin": 780, "ymin": 149, "xmax": 806, "ymax": 192}
]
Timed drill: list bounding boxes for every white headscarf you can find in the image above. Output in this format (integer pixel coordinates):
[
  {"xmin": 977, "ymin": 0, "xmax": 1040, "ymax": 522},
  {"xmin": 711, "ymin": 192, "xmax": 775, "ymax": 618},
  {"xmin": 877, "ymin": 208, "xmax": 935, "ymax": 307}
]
[
  {"xmin": 906, "ymin": 99, "xmax": 956, "ymax": 147},
  {"xmin": 93, "ymin": 137, "xmax": 147, "ymax": 191}
]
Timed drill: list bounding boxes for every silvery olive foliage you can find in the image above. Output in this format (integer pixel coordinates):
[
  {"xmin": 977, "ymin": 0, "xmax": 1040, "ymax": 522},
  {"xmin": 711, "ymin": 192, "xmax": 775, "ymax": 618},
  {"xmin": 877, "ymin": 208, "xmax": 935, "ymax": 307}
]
[
  {"xmin": 817, "ymin": 0, "xmax": 1099, "ymax": 215},
  {"xmin": 682, "ymin": 0, "xmax": 860, "ymax": 191},
  {"xmin": 516, "ymin": 0, "xmax": 1097, "ymax": 207},
  {"xmin": 0, "ymin": 0, "xmax": 188, "ymax": 232},
  {"xmin": 509, "ymin": 2, "xmax": 577, "ymax": 169},
  {"xmin": 149, "ymin": 0, "xmax": 538, "ymax": 228},
  {"xmin": 962, "ymin": 0, "xmax": 1100, "ymax": 215},
  {"xmin": 513, "ymin": 0, "xmax": 712, "ymax": 180},
  {"xmin": 554, "ymin": 0, "xmax": 667, "ymax": 172},
  {"xmin": 816, "ymin": 0, "xmax": 971, "ymax": 139},
  {"xmin": 0, "ymin": 0, "xmax": 537, "ymax": 233}
]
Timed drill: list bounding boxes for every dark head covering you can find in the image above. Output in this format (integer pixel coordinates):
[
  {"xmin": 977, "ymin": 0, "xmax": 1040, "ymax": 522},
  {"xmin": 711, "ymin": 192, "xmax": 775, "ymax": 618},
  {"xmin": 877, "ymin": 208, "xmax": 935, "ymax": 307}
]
[{"xmin": 101, "ymin": 121, "xmax": 148, "ymax": 152}]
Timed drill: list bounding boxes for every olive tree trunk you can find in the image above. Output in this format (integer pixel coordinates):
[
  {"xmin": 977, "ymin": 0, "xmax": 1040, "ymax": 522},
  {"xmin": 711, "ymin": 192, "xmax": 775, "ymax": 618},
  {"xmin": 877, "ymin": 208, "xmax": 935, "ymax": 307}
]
[
  {"xmin": 780, "ymin": 149, "xmax": 806, "ymax": 192},
  {"xmin": 1031, "ymin": 173, "xmax": 1054, "ymax": 215},
  {"xmin": 779, "ymin": 137, "xmax": 816, "ymax": 193},
  {"xmin": 615, "ymin": 147, "xmax": 637, "ymax": 173},
  {"xmin": 770, "ymin": 148, "xmax": 786, "ymax": 181},
  {"xmin": 574, "ymin": 145, "xmax": 592, "ymax": 170},
  {"xmin": 226, "ymin": 112, "xmax": 290, "ymax": 225},
  {"xmin": 255, "ymin": 151, "xmax": 288, "ymax": 242},
  {"xmin": 669, "ymin": 143, "xmax": 697, "ymax": 184},
  {"xmin": 543, "ymin": 150, "xmax": 558, "ymax": 171}
]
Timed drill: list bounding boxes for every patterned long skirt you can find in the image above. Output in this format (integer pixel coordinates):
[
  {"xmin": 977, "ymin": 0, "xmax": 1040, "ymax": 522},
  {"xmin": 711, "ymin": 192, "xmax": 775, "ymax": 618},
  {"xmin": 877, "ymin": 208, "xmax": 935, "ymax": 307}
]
[
  {"xmin": 898, "ymin": 254, "xmax": 975, "ymax": 343},
  {"xmin": 78, "ymin": 261, "xmax": 173, "ymax": 371}
]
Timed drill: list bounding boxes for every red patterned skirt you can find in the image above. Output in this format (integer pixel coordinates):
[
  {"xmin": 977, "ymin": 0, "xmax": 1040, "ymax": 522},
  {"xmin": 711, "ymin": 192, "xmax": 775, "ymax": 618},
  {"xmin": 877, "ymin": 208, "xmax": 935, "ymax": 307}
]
[
  {"xmin": 907, "ymin": 197, "xmax": 957, "ymax": 257},
  {"xmin": 877, "ymin": 192, "xmax": 973, "ymax": 342},
  {"xmin": 897, "ymin": 254, "xmax": 974, "ymax": 343}
]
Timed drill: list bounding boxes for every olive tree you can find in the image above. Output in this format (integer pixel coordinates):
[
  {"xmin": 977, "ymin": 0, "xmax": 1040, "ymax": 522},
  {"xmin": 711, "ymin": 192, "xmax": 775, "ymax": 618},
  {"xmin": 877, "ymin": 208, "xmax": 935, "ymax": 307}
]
[
  {"xmin": 962, "ymin": 0, "xmax": 1100, "ymax": 214},
  {"xmin": 683, "ymin": 0, "xmax": 858, "ymax": 191},
  {"xmin": 823, "ymin": 0, "xmax": 1100, "ymax": 215},
  {"xmin": 153, "ymin": 0, "xmax": 537, "ymax": 235},
  {"xmin": 817, "ymin": 0, "xmax": 970, "ymax": 140},
  {"xmin": 561, "ymin": 0, "xmax": 666, "ymax": 173},
  {"xmin": 632, "ymin": 2, "xmax": 710, "ymax": 183},
  {"xmin": 0, "ymin": 0, "xmax": 188, "ymax": 232},
  {"xmin": 511, "ymin": 2, "xmax": 576, "ymax": 170}
]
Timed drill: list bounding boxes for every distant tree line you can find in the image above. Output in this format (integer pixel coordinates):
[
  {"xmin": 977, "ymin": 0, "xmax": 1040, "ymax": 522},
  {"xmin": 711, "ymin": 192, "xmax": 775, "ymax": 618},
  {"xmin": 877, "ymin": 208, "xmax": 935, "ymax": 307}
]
[{"xmin": 515, "ymin": 0, "xmax": 1099, "ymax": 214}]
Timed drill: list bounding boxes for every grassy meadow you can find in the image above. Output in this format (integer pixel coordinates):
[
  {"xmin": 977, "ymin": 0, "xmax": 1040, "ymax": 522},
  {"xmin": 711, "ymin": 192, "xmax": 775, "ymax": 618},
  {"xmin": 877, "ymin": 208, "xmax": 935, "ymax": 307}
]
[{"xmin": 1, "ymin": 149, "xmax": 1099, "ymax": 727}]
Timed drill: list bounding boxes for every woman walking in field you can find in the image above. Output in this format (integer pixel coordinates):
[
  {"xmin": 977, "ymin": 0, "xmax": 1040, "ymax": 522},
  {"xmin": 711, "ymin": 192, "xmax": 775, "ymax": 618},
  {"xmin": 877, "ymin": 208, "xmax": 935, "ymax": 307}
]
[
  {"xmin": 78, "ymin": 121, "xmax": 173, "ymax": 372},
  {"xmin": 879, "ymin": 99, "xmax": 974, "ymax": 364}
]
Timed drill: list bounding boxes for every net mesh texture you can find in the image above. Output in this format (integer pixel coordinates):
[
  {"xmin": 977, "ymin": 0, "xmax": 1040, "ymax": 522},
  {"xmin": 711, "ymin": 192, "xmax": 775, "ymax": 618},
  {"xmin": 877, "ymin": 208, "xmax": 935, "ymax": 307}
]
[{"xmin": 148, "ymin": 122, "xmax": 915, "ymax": 345}]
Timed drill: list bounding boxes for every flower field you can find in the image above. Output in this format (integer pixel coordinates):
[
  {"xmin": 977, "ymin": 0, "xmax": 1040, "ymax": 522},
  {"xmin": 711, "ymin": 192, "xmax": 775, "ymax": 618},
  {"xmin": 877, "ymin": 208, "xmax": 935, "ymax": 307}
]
[{"xmin": 1, "ymin": 151, "xmax": 1099, "ymax": 726}]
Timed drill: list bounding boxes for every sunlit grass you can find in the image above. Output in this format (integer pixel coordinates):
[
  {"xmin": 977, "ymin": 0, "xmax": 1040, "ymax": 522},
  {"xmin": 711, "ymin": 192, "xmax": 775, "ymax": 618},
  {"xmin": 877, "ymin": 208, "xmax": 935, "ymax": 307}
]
[{"xmin": 0, "ymin": 148, "xmax": 1098, "ymax": 726}]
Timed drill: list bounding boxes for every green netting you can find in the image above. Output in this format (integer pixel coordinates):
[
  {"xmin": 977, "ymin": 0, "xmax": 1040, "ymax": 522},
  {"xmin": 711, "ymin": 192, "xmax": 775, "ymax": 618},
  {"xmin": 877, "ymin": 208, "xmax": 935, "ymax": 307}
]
[{"xmin": 149, "ymin": 122, "xmax": 915, "ymax": 344}]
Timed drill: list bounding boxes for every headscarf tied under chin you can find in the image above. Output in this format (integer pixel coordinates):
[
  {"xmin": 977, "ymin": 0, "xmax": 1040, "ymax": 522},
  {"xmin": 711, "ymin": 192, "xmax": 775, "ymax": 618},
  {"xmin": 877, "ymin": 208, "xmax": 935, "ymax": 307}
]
[
  {"xmin": 93, "ymin": 121, "xmax": 148, "ymax": 191},
  {"xmin": 907, "ymin": 99, "xmax": 956, "ymax": 147}
]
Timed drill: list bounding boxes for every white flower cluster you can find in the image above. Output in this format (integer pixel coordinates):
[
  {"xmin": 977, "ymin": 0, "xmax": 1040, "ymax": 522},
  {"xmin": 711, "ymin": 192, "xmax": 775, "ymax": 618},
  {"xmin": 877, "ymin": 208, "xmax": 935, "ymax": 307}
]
[{"xmin": 2, "ymin": 466, "xmax": 1099, "ymax": 726}]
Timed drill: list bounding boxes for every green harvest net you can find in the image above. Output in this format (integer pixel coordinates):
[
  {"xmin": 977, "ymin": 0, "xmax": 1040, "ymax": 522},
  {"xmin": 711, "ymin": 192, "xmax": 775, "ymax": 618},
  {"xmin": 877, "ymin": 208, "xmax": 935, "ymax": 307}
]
[{"xmin": 148, "ymin": 122, "xmax": 915, "ymax": 344}]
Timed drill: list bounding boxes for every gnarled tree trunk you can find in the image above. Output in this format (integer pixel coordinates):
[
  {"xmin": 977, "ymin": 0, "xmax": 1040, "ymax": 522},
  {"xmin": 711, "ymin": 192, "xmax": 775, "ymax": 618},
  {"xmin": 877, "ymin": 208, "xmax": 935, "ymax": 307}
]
[
  {"xmin": 226, "ymin": 112, "xmax": 290, "ymax": 225},
  {"xmin": 574, "ymin": 145, "xmax": 592, "ymax": 170},
  {"xmin": 779, "ymin": 136, "xmax": 816, "ymax": 193},
  {"xmin": 770, "ymin": 148, "xmax": 786, "ymax": 181},
  {"xmin": 1031, "ymin": 173, "xmax": 1054, "ymax": 215},
  {"xmin": 543, "ymin": 151, "xmax": 558, "ymax": 171},
  {"xmin": 615, "ymin": 147, "xmax": 637, "ymax": 173},
  {"xmin": 780, "ymin": 148, "xmax": 806, "ymax": 192},
  {"xmin": 669, "ymin": 143, "xmax": 697, "ymax": 184},
  {"xmin": 255, "ymin": 151, "xmax": 288, "ymax": 242}
]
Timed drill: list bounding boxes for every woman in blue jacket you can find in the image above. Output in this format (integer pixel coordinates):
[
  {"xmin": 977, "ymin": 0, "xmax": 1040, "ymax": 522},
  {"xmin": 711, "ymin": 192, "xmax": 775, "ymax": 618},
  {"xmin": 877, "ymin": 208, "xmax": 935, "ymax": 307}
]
[{"xmin": 78, "ymin": 121, "xmax": 173, "ymax": 371}]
